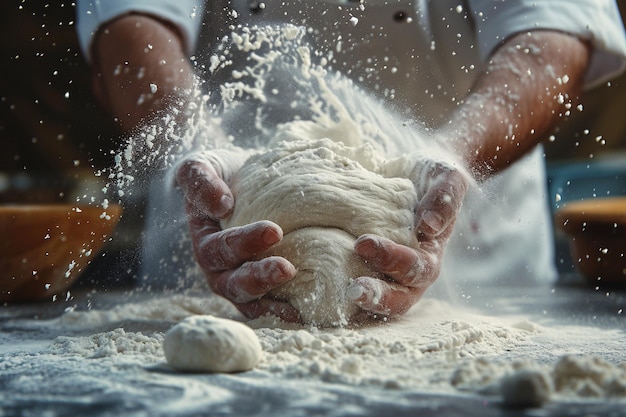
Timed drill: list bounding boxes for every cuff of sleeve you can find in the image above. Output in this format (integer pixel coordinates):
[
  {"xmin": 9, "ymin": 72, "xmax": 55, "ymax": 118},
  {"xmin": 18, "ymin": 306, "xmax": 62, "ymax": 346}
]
[
  {"xmin": 471, "ymin": 0, "xmax": 626, "ymax": 88},
  {"xmin": 76, "ymin": 0, "xmax": 204, "ymax": 63}
]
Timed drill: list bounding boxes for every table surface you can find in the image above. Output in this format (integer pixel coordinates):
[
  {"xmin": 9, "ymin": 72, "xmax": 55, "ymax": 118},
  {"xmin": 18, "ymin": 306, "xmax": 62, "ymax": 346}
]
[{"xmin": 1, "ymin": 281, "xmax": 624, "ymax": 417}]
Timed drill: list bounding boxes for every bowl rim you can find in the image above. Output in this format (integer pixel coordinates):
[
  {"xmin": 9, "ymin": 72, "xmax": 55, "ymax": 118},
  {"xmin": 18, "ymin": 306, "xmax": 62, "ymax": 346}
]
[
  {"xmin": 0, "ymin": 203, "xmax": 122, "ymax": 215},
  {"xmin": 555, "ymin": 196, "xmax": 626, "ymax": 236}
]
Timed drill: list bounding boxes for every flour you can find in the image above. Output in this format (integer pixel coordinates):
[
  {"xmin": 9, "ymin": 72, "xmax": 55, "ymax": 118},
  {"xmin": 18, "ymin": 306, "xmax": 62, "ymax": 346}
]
[
  {"xmin": 108, "ymin": 24, "xmax": 435, "ymax": 187},
  {"xmin": 250, "ymin": 298, "xmax": 541, "ymax": 390},
  {"xmin": 51, "ymin": 327, "xmax": 164, "ymax": 361},
  {"xmin": 2, "ymin": 292, "xmax": 621, "ymax": 411},
  {"xmin": 553, "ymin": 355, "xmax": 626, "ymax": 398},
  {"xmin": 50, "ymin": 293, "xmax": 242, "ymax": 331}
]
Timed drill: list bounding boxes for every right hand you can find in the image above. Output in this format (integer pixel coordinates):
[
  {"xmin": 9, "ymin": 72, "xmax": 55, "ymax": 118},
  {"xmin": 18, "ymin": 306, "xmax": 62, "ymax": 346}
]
[
  {"xmin": 349, "ymin": 155, "xmax": 469, "ymax": 319},
  {"xmin": 175, "ymin": 151, "xmax": 300, "ymax": 322}
]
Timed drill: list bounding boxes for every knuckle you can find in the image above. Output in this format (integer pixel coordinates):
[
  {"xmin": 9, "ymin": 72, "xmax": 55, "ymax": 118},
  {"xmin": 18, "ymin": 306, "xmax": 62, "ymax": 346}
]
[
  {"xmin": 227, "ymin": 275, "xmax": 257, "ymax": 303},
  {"xmin": 248, "ymin": 258, "xmax": 286, "ymax": 290},
  {"xmin": 176, "ymin": 159, "xmax": 203, "ymax": 186},
  {"xmin": 221, "ymin": 258, "xmax": 290, "ymax": 304},
  {"xmin": 196, "ymin": 231, "xmax": 237, "ymax": 271},
  {"xmin": 404, "ymin": 250, "xmax": 439, "ymax": 287}
]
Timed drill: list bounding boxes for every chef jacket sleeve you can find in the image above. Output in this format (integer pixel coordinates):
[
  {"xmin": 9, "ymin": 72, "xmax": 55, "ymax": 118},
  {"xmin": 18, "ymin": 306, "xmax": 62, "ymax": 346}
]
[
  {"xmin": 468, "ymin": 0, "xmax": 626, "ymax": 88},
  {"xmin": 76, "ymin": 0, "xmax": 205, "ymax": 62}
]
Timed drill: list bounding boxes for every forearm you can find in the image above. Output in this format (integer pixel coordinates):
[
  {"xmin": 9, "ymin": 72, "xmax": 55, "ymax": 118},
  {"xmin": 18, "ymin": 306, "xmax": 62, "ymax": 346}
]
[
  {"xmin": 439, "ymin": 31, "xmax": 591, "ymax": 180},
  {"xmin": 91, "ymin": 14, "xmax": 195, "ymax": 132}
]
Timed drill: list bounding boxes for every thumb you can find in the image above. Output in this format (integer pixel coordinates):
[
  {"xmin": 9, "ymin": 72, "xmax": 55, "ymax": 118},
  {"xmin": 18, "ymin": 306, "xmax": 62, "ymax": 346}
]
[{"xmin": 175, "ymin": 151, "xmax": 242, "ymax": 219}]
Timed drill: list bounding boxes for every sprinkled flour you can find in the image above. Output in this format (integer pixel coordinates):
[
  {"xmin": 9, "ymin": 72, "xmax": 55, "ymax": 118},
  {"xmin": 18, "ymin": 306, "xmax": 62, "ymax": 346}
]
[
  {"xmin": 51, "ymin": 327, "xmax": 164, "ymax": 361},
  {"xmin": 16, "ymin": 293, "xmax": 623, "ymax": 408}
]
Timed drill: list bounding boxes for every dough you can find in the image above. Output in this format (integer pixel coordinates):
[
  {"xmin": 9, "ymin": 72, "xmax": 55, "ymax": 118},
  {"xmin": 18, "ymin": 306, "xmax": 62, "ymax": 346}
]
[
  {"xmin": 222, "ymin": 138, "xmax": 418, "ymax": 326},
  {"xmin": 267, "ymin": 227, "xmax": 383, "ymax": 326},
  {"xmin": 163, "ymin": 315, "xmax": 262, "ymax": 373},
  {"xmin": 223, "ymin": 138, "xmax": 418, "ymax": 244}
]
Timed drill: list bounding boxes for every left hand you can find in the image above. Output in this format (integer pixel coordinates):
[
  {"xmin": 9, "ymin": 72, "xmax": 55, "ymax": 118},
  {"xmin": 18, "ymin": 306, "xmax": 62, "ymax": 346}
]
[
  {"xmin": 347, "ymin": 157, "xmax": 469, "ymax": 319},
  {"xmin": 176, "ymin": 150, "xmax": 300, "ymax": 322}
]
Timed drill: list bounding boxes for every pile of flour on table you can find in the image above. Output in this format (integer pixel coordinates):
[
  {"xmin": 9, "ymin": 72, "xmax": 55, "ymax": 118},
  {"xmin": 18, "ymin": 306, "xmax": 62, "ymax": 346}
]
[{"xmin": 42, "ymin": 293, "xmax": 626, "ymax": 407}]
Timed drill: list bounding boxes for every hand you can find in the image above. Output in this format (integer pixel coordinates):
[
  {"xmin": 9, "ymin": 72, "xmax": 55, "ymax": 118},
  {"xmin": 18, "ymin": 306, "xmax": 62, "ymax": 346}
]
[
  {"xmin": 348, "ymin": 156, "xmax": 469, "ymax": 319},
  {"xmin": 176, "ymin": 150, "xmax": 300, "ymax": 322}
]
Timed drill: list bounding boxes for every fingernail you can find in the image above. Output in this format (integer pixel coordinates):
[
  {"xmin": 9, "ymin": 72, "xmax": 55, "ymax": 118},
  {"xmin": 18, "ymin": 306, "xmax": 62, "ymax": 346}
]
[
  {"xmin": 421, "ymin": 210, "xmax": 445, "ymax": 233},
  {"xmin": 219, "ymin": 193, "xmax": 234, "ymax": 214},
  {"xmin": 346, "ymin": 282, "xmax": 365, "ymax": 301},
  {"xmin": 221, "ymin": 192, "xmax": 233, "ymax": 207},
  {"xmin": 355, "ymin": 236, "xmax": 378, "ymax": 259},
  {"xmin": 347, "ymin": 280, "xmax": 382, "ymax": 306},
  {"xmin": 261, "ymin": 227, "xmax": 281, "ymax": 246}
]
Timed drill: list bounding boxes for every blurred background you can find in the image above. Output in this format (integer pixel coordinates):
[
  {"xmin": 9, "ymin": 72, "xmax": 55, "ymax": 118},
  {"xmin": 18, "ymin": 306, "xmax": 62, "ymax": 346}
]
[
  {"xmin": 1, "ymin": 1, "xmax": 625, "ymax": 291},
  {"xmin": 0, "ymin": 1, "xmax": 144, "ymax": 289}
]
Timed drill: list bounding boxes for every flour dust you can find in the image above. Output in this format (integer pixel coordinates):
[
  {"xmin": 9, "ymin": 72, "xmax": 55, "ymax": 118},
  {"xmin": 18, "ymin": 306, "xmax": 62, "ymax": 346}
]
[
  {"xmin": 12, "ymin": 292, "xmax": 625, "ymax": 410},
  {"xmin": 101, "ymin": 24, "xmax": 455, "ymax": 292}
]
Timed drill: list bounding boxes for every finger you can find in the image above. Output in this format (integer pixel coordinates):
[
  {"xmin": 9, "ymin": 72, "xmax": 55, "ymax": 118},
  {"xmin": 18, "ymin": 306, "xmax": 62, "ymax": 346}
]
[
  {"xmin": 193, "ymin": 220, "xmax": 284, "ymax": 272},
  {"xmin": 415, "ymin": 168, "xmax": 467, "ymax": 238},
  {"xmin": 235, "ymin": 298, "xmax": 302, "ymax": 323},
  {"xmin": 176, "ymin": 158, "xmax": 234, "ymax": 219},
  {"xmin": 346, "ymin": 276, "xmax": 424, "ymax": 317},
  {"xmin": 186, "ymin": 202, "xmax": 221, "ymax": 234},
  {"xmin": 210, "ymin": 256, "xmax": 297, "ymax": 303},
  {"xmin": 354, "ymin": 234, "xmax": 438, "ymax": 288}
]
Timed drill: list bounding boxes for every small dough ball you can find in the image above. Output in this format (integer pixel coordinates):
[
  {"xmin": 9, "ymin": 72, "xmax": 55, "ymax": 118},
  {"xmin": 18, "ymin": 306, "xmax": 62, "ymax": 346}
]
[
  {"xmin": 501, "ymin": 368, "xmax": 553, "ymax": 408},
  {"xmin": 163, "ymin": 315, "xmax": 262, "ymax": 373}
]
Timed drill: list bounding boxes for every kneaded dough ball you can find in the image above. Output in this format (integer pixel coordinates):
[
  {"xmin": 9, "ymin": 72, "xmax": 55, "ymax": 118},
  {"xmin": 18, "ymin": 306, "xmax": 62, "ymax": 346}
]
[
  {"xmin": 223, "ymin": 138, "xmax": 418, "ymax": 244},
  {"xmin": 163, "ymin": 315, "xmax": 262, "ymax": 373},
  {"xmin": 222, "ymin": 138, "xmax": 418, "ymax": 327}
]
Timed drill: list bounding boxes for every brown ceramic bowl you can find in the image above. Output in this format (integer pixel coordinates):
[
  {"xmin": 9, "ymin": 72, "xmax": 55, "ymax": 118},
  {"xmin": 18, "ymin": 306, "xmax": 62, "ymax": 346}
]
[
  {"xmin": 0, "ymin": 204, "xmax": 122, "ymax": 302},
  {"xmin": 555, "ymin": 197, "xmax": 626, "ymax": 286}
]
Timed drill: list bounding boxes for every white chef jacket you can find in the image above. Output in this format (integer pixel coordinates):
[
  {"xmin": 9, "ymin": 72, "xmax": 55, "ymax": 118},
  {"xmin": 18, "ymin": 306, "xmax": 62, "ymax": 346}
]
[{"xmin": 76, "ymin": 0, "xmax": 626, "ymax": 288}]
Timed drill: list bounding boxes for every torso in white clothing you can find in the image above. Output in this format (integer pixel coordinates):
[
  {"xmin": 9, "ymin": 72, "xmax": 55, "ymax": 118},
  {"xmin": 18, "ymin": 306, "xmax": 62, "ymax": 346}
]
[
  {"xmin": 193, "ymin": 0, "xmax": 558, "ymax": 285},
  {"xmin": 74, "ymin": 0, "xmax": 626, "ymax": 286},
  {"xmin": 198, "ymin": 0, "xmax": 479, "ymax": 128}
]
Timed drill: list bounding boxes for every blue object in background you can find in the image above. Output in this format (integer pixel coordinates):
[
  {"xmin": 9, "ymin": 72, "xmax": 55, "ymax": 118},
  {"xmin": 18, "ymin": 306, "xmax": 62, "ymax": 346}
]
[{"xmin": 546, "ymin": 155, "xmax": 626, "ymax": 281}]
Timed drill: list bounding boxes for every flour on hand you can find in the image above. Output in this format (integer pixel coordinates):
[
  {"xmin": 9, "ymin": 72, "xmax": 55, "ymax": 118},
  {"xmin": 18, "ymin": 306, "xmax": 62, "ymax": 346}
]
[
  {"xmin": 221, "ymin": 138, "xmax": 419, "ymax": 326},
  {"xmin": 163, "ymin": 315, "xmax": 262, "ymax": 373}
]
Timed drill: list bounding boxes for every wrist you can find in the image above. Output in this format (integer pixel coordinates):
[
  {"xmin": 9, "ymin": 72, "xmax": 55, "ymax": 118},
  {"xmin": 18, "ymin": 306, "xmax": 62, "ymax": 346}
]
[{"xmin": 431, "ymin": 124, "xmax": 482, "ymax": 181}]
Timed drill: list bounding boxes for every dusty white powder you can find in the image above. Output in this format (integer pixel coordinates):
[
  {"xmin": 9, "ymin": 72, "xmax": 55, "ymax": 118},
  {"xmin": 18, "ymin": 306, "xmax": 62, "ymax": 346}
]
[
  {"xmin": 50, "ymin": 293, "xmax": 242, "ymax": 331},
  {"xmin": 249, "ymin": 298, "xmax": 542, "ymax": 391},
  {"xmin": 29, "ymin": 293, "xmax": 625, "ymax": 407},
  {"xmin": 51, "ymin": 327, "xmax": 164, "ymax": 362}
]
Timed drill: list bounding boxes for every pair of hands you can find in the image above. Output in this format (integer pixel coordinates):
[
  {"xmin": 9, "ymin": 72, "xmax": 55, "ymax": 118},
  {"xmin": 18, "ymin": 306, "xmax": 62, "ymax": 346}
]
[{"xmin": 176, "ymin": 149, "xmax": 468, "ymax": 323}]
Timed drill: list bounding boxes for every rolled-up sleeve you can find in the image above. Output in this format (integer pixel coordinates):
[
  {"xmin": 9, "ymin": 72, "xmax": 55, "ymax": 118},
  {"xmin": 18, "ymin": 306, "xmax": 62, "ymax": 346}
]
[
  {"xmin": 76, "ymin": 0, "xmax": 205, "ymax": 62},
  {"xmin": 468, "ymin": 0, "xmax": 626, "ymax": 88}
]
